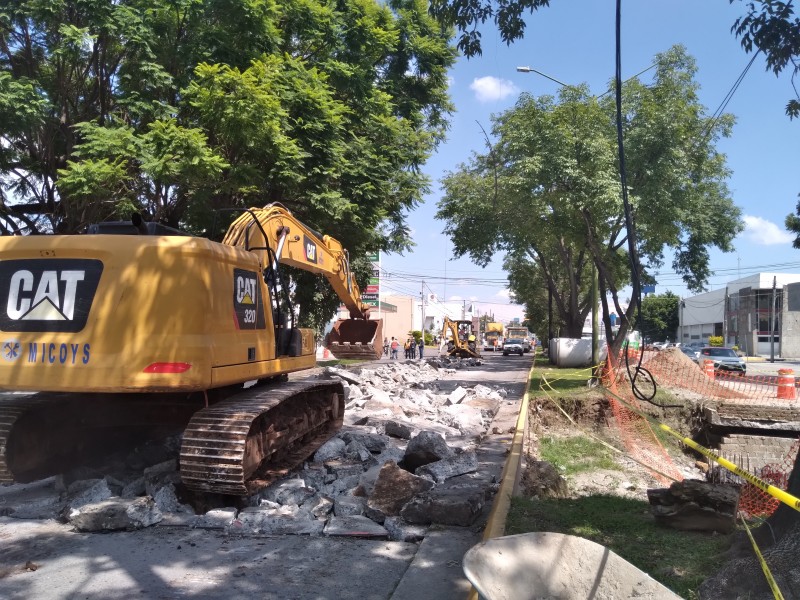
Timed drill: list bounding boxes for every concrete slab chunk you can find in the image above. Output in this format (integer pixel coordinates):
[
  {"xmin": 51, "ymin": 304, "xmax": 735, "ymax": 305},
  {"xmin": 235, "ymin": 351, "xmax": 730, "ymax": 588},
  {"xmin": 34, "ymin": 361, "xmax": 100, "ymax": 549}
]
[
  {"xmin": 237, "ymin": 505, "xmax": 324, "ymax": 536},
  {"xmin": 324, "ymin": 515, "xmax": 389, "ymax": 539},
  {"xmin": 194, "ymin": 507, "xmax": 238, "ymax": 529},
  {"xmin": 403, "ymin": 430, "xmax": 454, "ymax": 471},
  {"xmin": 313, "ymin": 437, "xmax": 347, "ymax": 462},
  {"xmin": 69, "ymin": 497, "xmax": 163, "ymax": 532},
  {"xmin": 367, "ymin": 461, "xmax": 435, "ymax": 517},
  {"xmin": 415, "ymin": 450, "xmax": 478, "ymax": 483},
  {"xmin": 400, "ymin": 487, "xmax": 484, "ymax": 526}
]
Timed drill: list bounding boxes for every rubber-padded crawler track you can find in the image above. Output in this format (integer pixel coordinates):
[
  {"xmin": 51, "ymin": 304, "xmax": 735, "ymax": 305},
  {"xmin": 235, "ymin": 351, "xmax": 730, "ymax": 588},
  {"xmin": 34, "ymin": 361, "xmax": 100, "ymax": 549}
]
[
  {"xmin": 0, "ymin": 393, "xmax": 53, "ymax": 482},
  {"xmin": 179, "ymin": 379, "xmax": 344, "ymax": 496}
]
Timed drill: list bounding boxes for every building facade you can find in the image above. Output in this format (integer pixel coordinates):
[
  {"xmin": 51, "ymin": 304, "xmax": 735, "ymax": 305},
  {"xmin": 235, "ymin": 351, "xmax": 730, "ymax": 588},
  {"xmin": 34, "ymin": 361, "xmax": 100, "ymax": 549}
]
[
  {"xmin": 679, "ymin": 273, "xmax": 800, "ymax": 357},
  {"xmin": 332, "ymin": 293, "xmax": 477, "ymax": 347}
]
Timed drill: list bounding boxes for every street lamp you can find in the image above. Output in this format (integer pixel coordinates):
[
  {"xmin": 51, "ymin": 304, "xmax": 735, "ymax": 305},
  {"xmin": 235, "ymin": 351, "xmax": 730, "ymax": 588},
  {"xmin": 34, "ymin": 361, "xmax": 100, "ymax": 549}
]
[
  {"xmin": 517, "ymin": 64, "xmax": 656, "ymax": 98},
  {"xmin": 515, "ymin": 66, "xmax": 572, "ymax": 88}
]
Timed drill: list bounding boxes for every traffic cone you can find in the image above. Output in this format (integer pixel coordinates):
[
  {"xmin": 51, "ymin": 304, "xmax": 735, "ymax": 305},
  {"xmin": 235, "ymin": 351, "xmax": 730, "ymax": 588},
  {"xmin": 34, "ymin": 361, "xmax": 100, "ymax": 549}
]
[
  {"xmin": 703, "ymin": 359, "xmax": 715, "ymax": 379},
  {"xmin": 777, "ymin": 369, "xmax": 796, "ymax": 400}
]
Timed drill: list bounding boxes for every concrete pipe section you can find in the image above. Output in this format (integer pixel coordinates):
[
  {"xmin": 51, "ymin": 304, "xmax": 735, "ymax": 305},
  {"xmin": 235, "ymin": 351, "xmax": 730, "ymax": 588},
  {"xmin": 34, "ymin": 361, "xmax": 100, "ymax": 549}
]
[{"xmin": 463, "ymin": 531, "xmax": 680, "ymax": 600}]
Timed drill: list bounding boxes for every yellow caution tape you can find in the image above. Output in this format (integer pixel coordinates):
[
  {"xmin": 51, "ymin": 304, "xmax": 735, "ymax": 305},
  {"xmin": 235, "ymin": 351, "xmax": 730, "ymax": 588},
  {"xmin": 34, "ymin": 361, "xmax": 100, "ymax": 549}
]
[
  {"xmin": 740, "ymin": 516, "xmax": 785, "ymax": 600},
  {"xmin": 601, "ymin": 385, "xmax": 800, "ymax": 513}
]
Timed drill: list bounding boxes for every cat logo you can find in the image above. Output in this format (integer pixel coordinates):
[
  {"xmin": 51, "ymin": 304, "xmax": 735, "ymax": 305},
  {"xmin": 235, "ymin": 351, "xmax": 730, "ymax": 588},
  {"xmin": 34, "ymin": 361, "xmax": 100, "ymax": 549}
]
[
  {"xmin": 236, "ymin": 274, "xmax": 257, "ymax": 305},
  {"xmin": 304, "ymin": 235, "xmax": 317, "ymax": 264},
  {"xmin": 0, "ymin": 259, "xmax": 103, "ymax": 333},
  {"xmin": 232, "ymin": 268, "xmax": 265, "ymax": 330}
]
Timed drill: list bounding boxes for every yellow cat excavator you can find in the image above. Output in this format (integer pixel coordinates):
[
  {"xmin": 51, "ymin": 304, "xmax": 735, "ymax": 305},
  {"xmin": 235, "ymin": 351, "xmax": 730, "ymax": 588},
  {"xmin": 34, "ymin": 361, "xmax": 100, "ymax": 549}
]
[{"xmin": 0, "ymin": 204, "xmax": 381, "ymax": 495}]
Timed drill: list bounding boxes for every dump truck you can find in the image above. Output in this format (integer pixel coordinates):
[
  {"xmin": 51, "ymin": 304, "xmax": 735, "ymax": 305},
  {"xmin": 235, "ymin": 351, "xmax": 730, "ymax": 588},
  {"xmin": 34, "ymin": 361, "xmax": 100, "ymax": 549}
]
[
  {"xmin": 483, "ymin": 321, "xmax": 504, "ymax": 351},
  {"xmin": 0, "ymin": 204, "xmax": 381, "ymax": 495},
  {"xmin": 505, "ymin": 326, "xmax": 533, "ymax": 352},
  {"xmin": 441, "ymin": 316, "xmax": 480, "ymax": 358}
]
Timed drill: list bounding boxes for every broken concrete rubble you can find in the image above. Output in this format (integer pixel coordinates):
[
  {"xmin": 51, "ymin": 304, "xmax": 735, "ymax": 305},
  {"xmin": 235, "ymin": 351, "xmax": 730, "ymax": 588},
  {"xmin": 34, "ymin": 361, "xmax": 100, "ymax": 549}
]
[
  {"xmin": 366, "ymin": 461, "xmax": 435, "ymax": 519},
  {"xmin": 69, "ymin": 497, "xmax": 163, "ymax": 532},
  {"xmin": 2, "ymin": 357, "xmax": 509, "ymax": 544},
  {"xmin": 402, "ymin": 430, "xmax": 454, "ymax": 471},
  {"xmin": 400, "ymin": 487, "xmax": 484, "ymax": 527},
  {"xmin": 415, "ymin": 450, "xmax": 478, "ymax": 483}
]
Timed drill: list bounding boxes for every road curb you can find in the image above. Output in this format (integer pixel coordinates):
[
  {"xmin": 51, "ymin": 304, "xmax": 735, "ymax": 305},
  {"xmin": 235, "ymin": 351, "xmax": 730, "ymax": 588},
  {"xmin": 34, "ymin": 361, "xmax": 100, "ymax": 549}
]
[{"xmin": 466, "ymin": 362, "xmax": 534, "ymax": 599}]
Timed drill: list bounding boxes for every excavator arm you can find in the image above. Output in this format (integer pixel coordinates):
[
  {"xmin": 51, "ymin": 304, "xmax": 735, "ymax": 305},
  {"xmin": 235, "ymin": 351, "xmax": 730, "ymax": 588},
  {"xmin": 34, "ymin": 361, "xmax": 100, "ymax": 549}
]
[
  {"xmin": 222, "ymin": 205, "xmax": 371, "ymax": 320},
  {"xmin": 222, "ymin": 204, "xmax": 382, "ymax": 360}
]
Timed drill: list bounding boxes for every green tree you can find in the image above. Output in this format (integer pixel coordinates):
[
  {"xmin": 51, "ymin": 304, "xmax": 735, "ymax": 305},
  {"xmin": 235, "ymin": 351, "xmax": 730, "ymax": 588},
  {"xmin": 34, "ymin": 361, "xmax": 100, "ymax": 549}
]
[
  {"xmin": 428, "ymin": 0, "xmax": 551, "ymax": 57},
  {"xmin": 0, "ymin": 0, "xmax": 456, "ymax": 333},
  {"xmin": 437, "ymin": 47, "xmax": 742, "ymax": 354},
  {"xmin": 639, "ymin": 292, "xmax": 679, "ymax": 343}
]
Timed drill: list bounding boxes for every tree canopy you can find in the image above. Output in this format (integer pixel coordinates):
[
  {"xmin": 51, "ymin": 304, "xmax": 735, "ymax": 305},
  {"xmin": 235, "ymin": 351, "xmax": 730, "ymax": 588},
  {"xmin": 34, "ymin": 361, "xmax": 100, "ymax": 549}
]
[
  {"xmin": 0, "ymin": 0, "xmax": 456, "ymax": 331},
  {"xmin": 436, "ymin": 46, "xmax": 743, "ymax": 349},
  {"xmin": 428, "ymin": 0, "xmax": 549, "ymax": 57},
  {"xmin": 639, "ymin": 292, "xmax": 680, "ymax": 343}
]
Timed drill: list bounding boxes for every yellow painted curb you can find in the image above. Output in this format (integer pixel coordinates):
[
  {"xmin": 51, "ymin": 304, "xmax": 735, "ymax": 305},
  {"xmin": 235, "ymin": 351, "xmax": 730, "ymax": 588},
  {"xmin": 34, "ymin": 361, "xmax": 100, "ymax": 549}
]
[{"xmin": 466, "ymin": 363, "xmax": 534, "ymax": 599}]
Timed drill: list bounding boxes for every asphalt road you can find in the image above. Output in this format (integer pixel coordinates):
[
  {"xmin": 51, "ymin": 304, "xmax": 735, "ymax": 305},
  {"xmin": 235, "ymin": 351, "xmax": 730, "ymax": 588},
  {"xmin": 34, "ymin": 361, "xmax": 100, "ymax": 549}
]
[{"xmin": 0, "ymin": 352, "xmax": 534, "ymax": 600}]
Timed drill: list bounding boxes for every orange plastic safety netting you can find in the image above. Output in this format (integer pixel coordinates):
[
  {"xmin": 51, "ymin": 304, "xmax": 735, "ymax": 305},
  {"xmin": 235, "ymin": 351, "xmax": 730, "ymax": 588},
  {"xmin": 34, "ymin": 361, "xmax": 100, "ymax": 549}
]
[
  {"xmin": 601, "ymin": 351, "xmax": 684, "ymax": 485},
  {"xmin": 603, "ymin": 346, "xmax": 800, "ymax": 516}
]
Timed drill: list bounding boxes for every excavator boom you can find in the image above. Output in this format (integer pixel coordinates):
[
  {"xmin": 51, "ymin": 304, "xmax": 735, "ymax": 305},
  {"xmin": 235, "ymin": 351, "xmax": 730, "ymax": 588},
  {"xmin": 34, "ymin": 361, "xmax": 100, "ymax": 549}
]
[{"xmin": 223, "ymin": 206, "xmax": 383, "ymax": 360}]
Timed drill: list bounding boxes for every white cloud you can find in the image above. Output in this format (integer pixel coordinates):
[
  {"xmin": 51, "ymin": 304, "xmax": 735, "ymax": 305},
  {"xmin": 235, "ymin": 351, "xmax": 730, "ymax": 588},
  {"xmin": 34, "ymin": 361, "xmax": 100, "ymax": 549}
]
[
  {"xmin": 495, "ymin": 288, "xmax": 511, "ymax": 299},
  {"xmin": 470, "ymin": 77, "xmax": 518, "ymax": 103},
  {"xmin": 742, "ymin": 215, "xmax": 793, "ymax": 245},
  {"xmin": 449, "ymin": 295, "xmax": 463, "ymax": 301},
  {"xmin": 469, "ymin": 295, "xmax": 479, "ymax": 301}
]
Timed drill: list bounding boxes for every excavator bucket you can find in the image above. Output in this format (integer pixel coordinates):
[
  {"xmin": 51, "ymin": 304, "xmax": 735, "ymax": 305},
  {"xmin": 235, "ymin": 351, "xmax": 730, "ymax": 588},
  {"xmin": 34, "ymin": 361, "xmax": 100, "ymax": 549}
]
[{"xmin": 325, "ymin": 319, "xmax": 384, "ymax": 360}]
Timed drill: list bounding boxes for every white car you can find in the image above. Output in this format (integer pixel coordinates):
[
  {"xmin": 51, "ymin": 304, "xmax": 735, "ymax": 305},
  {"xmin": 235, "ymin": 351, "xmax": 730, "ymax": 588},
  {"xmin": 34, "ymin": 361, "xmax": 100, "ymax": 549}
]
[{"xmin": 503, "ymin": 338, "xmax": 525, "ymax": 356}]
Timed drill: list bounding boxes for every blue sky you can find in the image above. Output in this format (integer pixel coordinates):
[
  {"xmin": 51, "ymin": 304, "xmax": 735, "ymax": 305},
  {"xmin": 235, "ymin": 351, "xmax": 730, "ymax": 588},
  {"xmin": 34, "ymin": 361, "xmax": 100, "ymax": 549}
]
[{"xmin": 379, "ymin": 0, "xmax": 800, "ymax": 322}]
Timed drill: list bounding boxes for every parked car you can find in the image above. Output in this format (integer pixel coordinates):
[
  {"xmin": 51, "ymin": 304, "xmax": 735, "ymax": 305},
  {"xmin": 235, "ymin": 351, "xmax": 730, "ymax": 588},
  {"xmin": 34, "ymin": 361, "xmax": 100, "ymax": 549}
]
[
  {"xmin": 696, "ymin": 347, "xmax": 746, "ymax": 374},
  {"xmin": 503, "ymin": 338, "xmax": 525, "ymax": 356},
  {"xmin": 680, "ymin": 346, "xmax": 699, "ymax": 361}
]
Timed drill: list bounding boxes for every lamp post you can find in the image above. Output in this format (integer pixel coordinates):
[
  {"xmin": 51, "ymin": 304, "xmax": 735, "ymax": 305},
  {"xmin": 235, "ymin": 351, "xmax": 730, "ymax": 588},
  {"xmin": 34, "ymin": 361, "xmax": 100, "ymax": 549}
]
[{"xmin": 515, "ymin": 66, "xmax": 572, "ymax": 88}]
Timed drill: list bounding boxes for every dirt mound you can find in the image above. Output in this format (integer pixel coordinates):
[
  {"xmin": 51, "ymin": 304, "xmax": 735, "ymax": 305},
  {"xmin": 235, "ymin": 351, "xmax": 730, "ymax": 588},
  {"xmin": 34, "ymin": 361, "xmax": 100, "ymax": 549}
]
[{"xmin": 636, "ymin": 348, "xmax": 747, "ymax": 399}]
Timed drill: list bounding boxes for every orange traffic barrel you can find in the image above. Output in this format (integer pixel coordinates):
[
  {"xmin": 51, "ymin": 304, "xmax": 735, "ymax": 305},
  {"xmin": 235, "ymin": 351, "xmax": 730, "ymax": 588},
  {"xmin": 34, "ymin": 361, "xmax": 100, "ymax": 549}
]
[
  {"xmin": 777, "ymin": 369, "xmax": 796, "ymax": 400},
  {"xmin": 703, "ymin": 359, "xmax": 715, "ymax": 379}
]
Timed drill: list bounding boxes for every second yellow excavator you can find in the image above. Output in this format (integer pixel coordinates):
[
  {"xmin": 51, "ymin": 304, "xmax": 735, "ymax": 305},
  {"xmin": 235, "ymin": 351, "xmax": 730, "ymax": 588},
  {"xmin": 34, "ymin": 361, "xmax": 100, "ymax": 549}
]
[
  {"xmin": 441, "ymin": 316, "xmax": 480, "ymax": 359},
  {"xmin": 0, "ymin": 204, "xmax": 381, "ymax": 495}
]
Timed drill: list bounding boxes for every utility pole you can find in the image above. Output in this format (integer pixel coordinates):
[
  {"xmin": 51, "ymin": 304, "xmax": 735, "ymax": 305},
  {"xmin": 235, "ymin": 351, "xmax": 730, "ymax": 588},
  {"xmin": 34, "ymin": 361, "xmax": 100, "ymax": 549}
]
[
  {"xmin": 591, "ymin": 264, "xmax": 599, "ymax": 376},
  {"xmin": 770, "ymin": 276, "xmax": 776, "ymax": 362},
  {"xmin": 723, "ymin": 286, "xmax": 729, "ymax": 346},
  {"xmin": 420, "ymin": 282, "xmax": 426, "ymax": 336}
]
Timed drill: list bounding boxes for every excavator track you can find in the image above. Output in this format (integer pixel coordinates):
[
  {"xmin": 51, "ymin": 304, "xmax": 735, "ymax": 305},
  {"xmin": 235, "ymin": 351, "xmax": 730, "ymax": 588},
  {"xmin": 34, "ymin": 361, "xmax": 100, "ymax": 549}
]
[
  {"xmin": 0, "ymin": 392, "xmax": 200, "ymax": 484},
  {"xmin": 0, "ymin": 393, "xmax": 54, "ymax": 482},
  {"xmin": 179, "ymin": 379, "xmax": 344, "ymax": 496}
]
